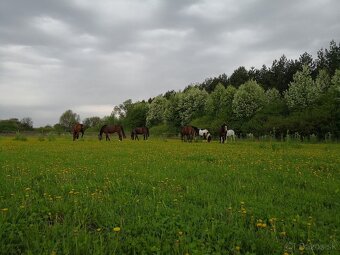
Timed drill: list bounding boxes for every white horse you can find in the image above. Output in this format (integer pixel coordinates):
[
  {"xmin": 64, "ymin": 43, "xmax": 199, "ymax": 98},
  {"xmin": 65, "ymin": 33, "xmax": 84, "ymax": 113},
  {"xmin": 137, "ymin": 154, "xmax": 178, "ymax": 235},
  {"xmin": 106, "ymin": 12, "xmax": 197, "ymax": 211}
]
[
  {"xmin": 198, "ymin": 128, "xmax": 212, "ymax": 142},
  {"xmin": 226, "ymin": 129, "xmax": 236, "ymax": 141}
]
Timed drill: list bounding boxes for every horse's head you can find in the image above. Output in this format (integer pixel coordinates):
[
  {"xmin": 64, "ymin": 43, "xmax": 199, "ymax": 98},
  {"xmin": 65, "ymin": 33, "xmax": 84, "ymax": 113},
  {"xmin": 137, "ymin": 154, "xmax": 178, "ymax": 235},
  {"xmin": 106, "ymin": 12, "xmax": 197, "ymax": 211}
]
[{"xmin": 98, "ymin": 134, "xmax": 102, "ymax": 140}]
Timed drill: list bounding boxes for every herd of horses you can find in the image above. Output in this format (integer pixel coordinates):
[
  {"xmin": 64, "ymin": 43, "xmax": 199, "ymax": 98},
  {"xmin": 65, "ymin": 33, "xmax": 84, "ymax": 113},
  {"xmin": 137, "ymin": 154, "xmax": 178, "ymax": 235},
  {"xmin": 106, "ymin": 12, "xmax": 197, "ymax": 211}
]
[{"xmin": 72, "ymin": 123, "xmax": 236, "ymax": 143}]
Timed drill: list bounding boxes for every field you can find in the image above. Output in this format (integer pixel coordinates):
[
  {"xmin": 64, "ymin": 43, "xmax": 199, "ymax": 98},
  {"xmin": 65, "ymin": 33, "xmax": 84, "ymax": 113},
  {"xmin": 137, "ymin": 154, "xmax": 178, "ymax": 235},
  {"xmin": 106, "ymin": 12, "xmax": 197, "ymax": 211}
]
[{"xmin": 0, "ymin": 136, "xmax": 339, "ymax": 255}]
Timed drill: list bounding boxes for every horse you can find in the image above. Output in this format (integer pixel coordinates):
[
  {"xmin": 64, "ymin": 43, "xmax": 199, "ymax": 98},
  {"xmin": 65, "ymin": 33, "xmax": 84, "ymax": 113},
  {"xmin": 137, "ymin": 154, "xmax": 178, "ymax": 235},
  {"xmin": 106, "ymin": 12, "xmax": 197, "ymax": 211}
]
[
  {"xmin": 98, "ymin": 124, "xmax": 126, "ymax": 141},
  {"xmin": 226, "ymin": 129, "xmax": 236, "ymax": 141},
  {"xmin": 198, "ymin": 128, "xmax": 212, "ymax": 142},
  {"xmin": 219, "ymin": 123, "xmax": 228, "ymax": 143},
  {"xmin": 73, "ymin": 123, "xmax": 85, "ymax": 141},
  {"xmin": 131, "ymin": 127, "xmax": 149, "ymax": 140},
  {"xmin": 181, "ymin": 125, "xmax": 198, "ymax": 142}
]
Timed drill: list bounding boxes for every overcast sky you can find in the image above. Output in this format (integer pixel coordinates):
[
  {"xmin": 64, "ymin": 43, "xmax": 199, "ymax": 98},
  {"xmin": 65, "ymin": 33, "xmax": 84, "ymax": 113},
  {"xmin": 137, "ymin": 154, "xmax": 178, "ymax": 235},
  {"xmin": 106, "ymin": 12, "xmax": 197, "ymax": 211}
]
[{"xmin": 0, "ymin": 0, "xmax": 339, "ymax": 127}]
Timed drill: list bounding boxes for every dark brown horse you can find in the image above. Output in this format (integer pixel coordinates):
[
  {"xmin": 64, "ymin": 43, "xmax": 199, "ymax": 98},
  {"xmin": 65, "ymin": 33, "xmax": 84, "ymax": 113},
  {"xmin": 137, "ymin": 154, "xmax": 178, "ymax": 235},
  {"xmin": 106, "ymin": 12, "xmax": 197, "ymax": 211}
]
[
  {"xmin": 131, "ymin": 127, "xmax": 149, "ymax": 140},
  {"xmin": 73, "ymin": 123, "xmax": 85, "ymax": 141},
  {"xmin": 219, "ymin": 123, "xmax": 228, "ymax": 143},
  {"xmin": 181, "ymin": 125, "xmax": 198, "ymax": 142},
  {"xmin": 98, "ymin": 124, "xmax": 126, "ymax": 141}
]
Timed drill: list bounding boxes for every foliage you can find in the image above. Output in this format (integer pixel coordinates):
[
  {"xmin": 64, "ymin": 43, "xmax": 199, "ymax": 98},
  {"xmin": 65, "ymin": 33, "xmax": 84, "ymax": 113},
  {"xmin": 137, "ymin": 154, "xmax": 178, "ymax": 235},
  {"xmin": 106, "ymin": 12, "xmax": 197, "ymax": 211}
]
[
  {"xmin": 146, "ymin": 96, "xmax": 167, "ymax": 126},
  {"xmin": 13, "ymin": 132, "xmax": 27, "ymax": 141},
  {"xmin": 83, "ymin": 116, "xmax": 102, "ymax": 129},
  {"xmin": 232, "ymin": 80, "xmax": 266, "ymax": 119},
  {"xmin": 122, "ymin": 101, "xmax": 148, "ymax": 129},
  {"xmin": 0, "ymin": 119, "xmax": 20, "ymax": 132},
  {"xmin": 20, "ymin": 117, "xmax": 33, "ymax": 130},
  {"xmin": 284, "ymin": 65, "xmax": 321, "ymax": 110},
  {"xmin": 59, "ymin": 109, "xmax": 80, "ymax": 132},
  {"xmin": 178, "ymin": 87, "xmax": 208, "ymax": 125}
]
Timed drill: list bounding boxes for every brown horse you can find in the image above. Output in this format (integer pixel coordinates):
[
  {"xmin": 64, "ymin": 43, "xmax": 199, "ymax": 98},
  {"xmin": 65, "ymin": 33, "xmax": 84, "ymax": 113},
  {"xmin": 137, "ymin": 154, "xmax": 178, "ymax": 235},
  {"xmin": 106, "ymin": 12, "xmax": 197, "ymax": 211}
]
[
  {"xmin": 131, "ymin": 127, "xmax": 149, "ymax": 140},
  {"xmin": 219, "ymin": 123, "xmax": 228, "ymax": 143},
  {"xmin": 73, "ymin": 123, "xmax": 85, "ymax": 141},
  {"xmin": 181, "ymin": 125, "xmax": 198, "ymax": 142},
  {"xmin": 98, "ymin": 124, "xmax": 126, "ymax": 141}
]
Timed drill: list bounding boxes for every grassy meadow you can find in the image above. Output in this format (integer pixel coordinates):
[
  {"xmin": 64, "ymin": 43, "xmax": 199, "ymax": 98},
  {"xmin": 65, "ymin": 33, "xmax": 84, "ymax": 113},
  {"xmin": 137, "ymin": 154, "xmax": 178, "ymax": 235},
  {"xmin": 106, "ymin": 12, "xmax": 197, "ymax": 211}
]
[{"xmin": 0, "ymin": 135, "xmax": 339, "ymax": 254}]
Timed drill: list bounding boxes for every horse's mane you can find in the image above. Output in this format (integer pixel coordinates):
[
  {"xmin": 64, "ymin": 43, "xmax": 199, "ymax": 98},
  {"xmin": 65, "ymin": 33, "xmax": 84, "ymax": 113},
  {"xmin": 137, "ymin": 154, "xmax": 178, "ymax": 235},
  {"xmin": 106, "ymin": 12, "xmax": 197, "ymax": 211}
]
[
  {"xmin": 99, "ymin": 124, "xmax": 108, "ymax": 134},
  {"xmin": 191, "ymin": 126, "xmax": 199, "ymax": 134}
]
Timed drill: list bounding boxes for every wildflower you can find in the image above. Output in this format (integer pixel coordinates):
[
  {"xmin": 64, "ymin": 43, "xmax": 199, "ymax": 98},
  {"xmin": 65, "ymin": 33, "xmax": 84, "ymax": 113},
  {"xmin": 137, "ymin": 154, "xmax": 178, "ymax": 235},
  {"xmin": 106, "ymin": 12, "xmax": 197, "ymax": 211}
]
[
  {"xmin": 283, "ymin": 252, "xmax": 289, "ymax": 255},
  {"xmin": 298, "ymin": 245, "xmax": 305, "ymax": 252},
  {"xmin": 279, "ymin": 231, "xmax": 287, "ymax": 237},
  {"xmin": 1, "ymin": 208, "xmax": 9, "ymax": 212},
  {"xmin": 235, "ymin": 246, "xmax": 240, "ymax": 251},
  {"xmin": 178, "ymin": 231, "xmax": 183, "ymax": 236},
  {"xmin": 96, "ymin": 228, "xmax": 102, "ymax": 232},
  {"xmin": 113, "ymin": 227, "xmax": 121, "ymax": 232}
]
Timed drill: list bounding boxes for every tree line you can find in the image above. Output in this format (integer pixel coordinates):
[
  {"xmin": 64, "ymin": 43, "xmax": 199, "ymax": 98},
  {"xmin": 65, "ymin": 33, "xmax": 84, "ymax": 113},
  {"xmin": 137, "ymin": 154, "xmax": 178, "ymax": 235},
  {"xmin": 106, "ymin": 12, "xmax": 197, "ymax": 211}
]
[{"xmin": 1, "ymin": 40, "xmax": 339, "ymax": 140}]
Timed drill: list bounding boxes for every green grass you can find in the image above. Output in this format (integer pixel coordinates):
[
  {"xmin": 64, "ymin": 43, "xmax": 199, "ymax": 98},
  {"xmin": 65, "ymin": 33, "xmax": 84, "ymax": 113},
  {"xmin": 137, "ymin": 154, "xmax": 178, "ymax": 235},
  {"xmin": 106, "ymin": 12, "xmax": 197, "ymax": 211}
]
[{"xmin": 0, "ymin": 137, "xmax": 339, "ymax": 254}]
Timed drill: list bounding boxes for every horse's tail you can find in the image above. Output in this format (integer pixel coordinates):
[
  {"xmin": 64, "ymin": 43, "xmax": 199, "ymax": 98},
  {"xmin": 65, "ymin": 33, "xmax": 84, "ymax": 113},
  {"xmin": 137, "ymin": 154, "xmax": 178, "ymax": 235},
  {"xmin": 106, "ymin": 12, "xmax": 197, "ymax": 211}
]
[{"xmin": 121, "ymin": 126, "xmax": 126, "ymax": 138}]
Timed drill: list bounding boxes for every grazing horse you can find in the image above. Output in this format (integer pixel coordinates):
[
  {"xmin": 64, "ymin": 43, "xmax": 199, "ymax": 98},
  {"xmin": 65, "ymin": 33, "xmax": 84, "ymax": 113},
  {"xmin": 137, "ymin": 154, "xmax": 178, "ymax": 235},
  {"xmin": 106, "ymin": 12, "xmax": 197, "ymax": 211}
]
[
  {"xmin": 98, "ymin": 124, "xmax": 126, "ymax": 141},
  {"xmin": 73, "ymin": 123, "xmax": 85, "ymax": 141},
  {"xmin": 131, "ymin": 127, "xmax": 149, "ymax": 140},
  {"xmin": 181, "ymin": 125, "xmax": 198, "ymax": 142},
  {"xmin": 198, "ymin": 128, "xmax": 212, "ymax": 142},
  {"xmin": 227, "ymin": 129, "xmax": 236, "ymax": 141},
  {"xmin": 219, "ymin": 123, "xmax": 228, "ymax": 143}
]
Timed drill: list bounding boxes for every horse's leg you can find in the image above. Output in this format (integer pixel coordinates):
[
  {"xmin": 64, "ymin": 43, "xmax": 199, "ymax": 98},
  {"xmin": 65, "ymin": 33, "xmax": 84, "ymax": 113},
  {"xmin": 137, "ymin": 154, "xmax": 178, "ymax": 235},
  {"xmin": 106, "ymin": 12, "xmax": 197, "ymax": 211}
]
[
  {"xmin": 81, "ymin": 130, "xmax": 84, "ymax": 138},
  {"xmin": 136, "ymin": 134, "xmax": 139, "ymax": 141}
]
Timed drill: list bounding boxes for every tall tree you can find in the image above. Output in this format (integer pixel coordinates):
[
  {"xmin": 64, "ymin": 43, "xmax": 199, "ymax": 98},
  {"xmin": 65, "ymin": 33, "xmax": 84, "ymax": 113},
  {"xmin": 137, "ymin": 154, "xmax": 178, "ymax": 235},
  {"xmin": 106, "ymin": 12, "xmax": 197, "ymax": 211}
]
[
  {"xmin": 146, "ymin": 96, "xmax": 167, "ymax": 126},
  {"xmin": 20, "ymin": 117, "xmax": 33, "ymax": 130},
  {"xmin": 228, "ymin": 66, "xmax": 249, "ymax": 88},
  {"xmin": 232, "ymin": 80, "xmax": 266, "ymax": 119},
  {"xmin": 59, "ymin": 110, "xmax": 80, "ymax": 132},
  {"xmin": 284, "ymin": 65, "xmax": 321, "ymax": 110}
]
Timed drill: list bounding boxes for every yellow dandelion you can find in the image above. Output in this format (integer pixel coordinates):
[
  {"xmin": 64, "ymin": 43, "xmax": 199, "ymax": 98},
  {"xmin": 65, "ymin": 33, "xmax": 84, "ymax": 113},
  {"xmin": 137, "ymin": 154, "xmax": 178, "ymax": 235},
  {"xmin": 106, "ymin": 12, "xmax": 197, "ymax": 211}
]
[
  {"xmin": 298, "ymin": 245, "xmax": 305, "ymax": 251},
  {"xmin": 113, "ymin": 227, "xmax": 121, "ymax": 232},
  {"xmin": 280, "ymin": 231, "xmax": 286, "ymax": 237}
]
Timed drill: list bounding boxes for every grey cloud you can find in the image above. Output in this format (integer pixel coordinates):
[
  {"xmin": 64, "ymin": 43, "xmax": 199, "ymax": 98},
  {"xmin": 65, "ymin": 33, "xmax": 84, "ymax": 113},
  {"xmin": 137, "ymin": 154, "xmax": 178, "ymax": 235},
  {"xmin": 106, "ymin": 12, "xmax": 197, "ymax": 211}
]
[{"xmin": 1, "ymin": 0, "xmax": 340, "ymax": 126}]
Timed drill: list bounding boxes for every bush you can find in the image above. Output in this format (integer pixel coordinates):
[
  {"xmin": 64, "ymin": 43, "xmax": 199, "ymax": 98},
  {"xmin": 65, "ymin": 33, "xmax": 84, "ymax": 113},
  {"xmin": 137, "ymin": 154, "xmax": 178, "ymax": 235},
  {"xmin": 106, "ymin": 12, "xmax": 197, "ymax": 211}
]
[{"xmin": 13, "ymin": 132, "xmax": 27, "ymax": 141}]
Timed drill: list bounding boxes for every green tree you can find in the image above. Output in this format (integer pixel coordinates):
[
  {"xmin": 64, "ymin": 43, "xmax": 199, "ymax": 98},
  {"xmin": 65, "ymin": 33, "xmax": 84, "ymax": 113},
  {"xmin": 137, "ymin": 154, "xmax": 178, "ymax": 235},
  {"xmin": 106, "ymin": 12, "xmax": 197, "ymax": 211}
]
[
  {"xmin": 232, "ymin": 80, "xmax": 266, "ymax": 119},
  {"xmin": 59, "ymin": 110, "xmax": 80, "ymax": 132},
  {"xmin": 265, "ymin": 88, "xmax": 281, "ymax": 103},
  {"xmin": 20, "ymin": 117, "xmax": 33, "ymax": 130},
  {"xmin": 228, "ymin": 66, "xmax": 249, "ymax": 88},
  {"xmin": 123, "ymin": 101, "xmax": 149, "ymax": 129},
  {"xmin": 178, "ymin": 87, "xmax": 208, "ymax": 125},
  {"xmin": 146, "ymin": 96, "xmax": 167, "ymax": 126},
  {"xmin": 315, "ymin": 69, "xmax": 331, "ymax": 92},
  {"xmin": 83, "ymin": 116, "xmax": 102, "ymax": 129},
  {"xmin": 284, "ymin": 65, "xmax": 321, "ymax": 110}
]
